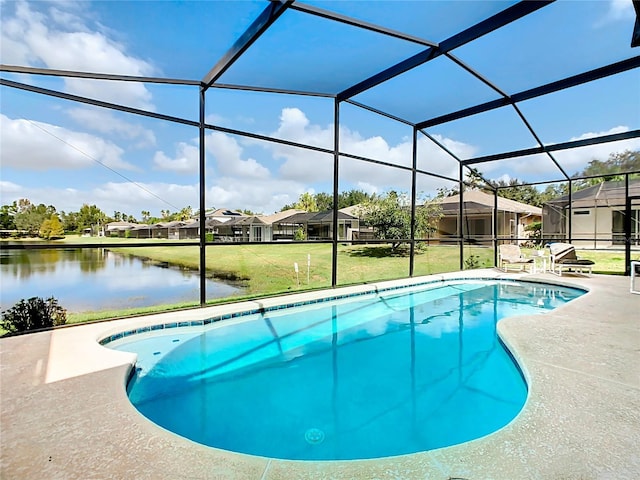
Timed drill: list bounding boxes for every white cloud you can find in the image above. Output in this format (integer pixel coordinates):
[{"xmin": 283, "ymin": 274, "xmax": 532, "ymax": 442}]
[
  {"xmin": 0, "ymin": 1, "xmax": 155, "ymax": 109},
  {"xmin": 554, "ymin": 127, "xmax": 640, "ymax": 175},
  {"xmin": 0, "ymin": 181, "xmax": 23, "ymax": 204},
  {"xmin": 153, "ymin": 143, "xmax": 199, "ymax": 174},
  {"xmin": 205, "ymin": 113, "xmax": 226, "ymax": 126},
  {"xmin": 206, "ymin": 132, "xmax": 270, "ymax": 179},
  {"xmin": 0, "ymin": 180, "xmax": 22, "ymax": 193},
  {"xmin": 478, "ymin": 126, "xmax": 640, "ymax": 180},
  {"xmin": 0, "ymin": 177, "xmax": 300, "ymax": 218},
  {"xmin": 568, "ymin": 125, "xmax": 630, "ymax": 142},
  {"xmin": 15, "ymin": 182, "xmax": 188, "ymax": 216},
  {"xmin": 66, "ymin": 107, "xmax": 156, "ymax": 148},
  {"xmin": 596, "ymin": 0, "xmax": 635, "ymax": 26},
  {"xmin": 0, "ymin": 114, "xmax": 136, "ymax": 171},
  {"xmin": 8, "ymin": 105, "xmax": 634, "ymax": 216},
  {"xmin": 207, "ymin": 177, "xmax": 304, "ymax": 215},
  {"xmin": 91, "ymin": 182, "xmax": 197, "ymax": 213},
  {"xmin": 263, "ymin": 108, "xmax": 469, "ymax": 192}
]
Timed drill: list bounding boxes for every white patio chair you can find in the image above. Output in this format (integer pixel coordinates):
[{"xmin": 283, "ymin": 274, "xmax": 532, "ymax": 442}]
[
  {"xmin": 498, "ymin": 244, "xmax": 533, "ymax": 273},
  {"xmin": 549, "ymin": 243, "xmax": 595, "ymax": 277}
]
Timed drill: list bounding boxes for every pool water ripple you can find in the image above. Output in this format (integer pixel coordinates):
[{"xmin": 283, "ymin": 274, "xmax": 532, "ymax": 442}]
[{"xmin": 109, "ymin": 280, "xmax": 583, "ymax": 460}]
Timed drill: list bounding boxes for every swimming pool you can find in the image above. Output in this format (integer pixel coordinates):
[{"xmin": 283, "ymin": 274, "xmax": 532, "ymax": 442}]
[{"xmin": 106, "ymin": 279, "xmax": 584, "ymax": 460}]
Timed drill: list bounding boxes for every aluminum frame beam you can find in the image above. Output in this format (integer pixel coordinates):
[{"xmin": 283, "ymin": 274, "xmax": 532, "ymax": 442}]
[
  {"xmin": 212, "ymin": 82, "xmax": 335, "ymax": 98},
  {"xmin": 337, "ymin": 1, "xmax": 552, "ymax": 101},
  {"xmin": 417, "ymin": 129, "xmax": 497, "ymax": 190},
  {"xmin": 0, "ymin": 78, "xmax": 199, "ymax": 127},
  {"xmin": 417, "ymin": 56, "xmax": 640, "ymax": 129},
  {"xmin": 462, "ymin": 129, "xmax": 640, "ymax": 166},
  {"xmin": 202, "ymin": 0, "xmax": 292, "ymax": 90},
  {"xmin": 0, "ymin": 64, "xmax": 199, "ymax": 85},
  {"xmin": 290, "ymin": 2, "xmax": 436, "ymax": 47},
  {"xmin": 632, "ymin": 0, "xmax": 640, "ymax": 47}
]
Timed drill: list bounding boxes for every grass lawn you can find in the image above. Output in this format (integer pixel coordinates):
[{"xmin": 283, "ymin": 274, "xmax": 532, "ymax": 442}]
[{"xmin": 2, "ymin": 235, "xmax": 637, "ymax": 326}]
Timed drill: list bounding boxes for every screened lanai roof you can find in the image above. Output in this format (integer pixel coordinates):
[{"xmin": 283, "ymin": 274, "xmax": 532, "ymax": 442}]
[
  {"xmin": 1, "ymin": 0, "xmax": 639, "ymax": 217},
  {"xmin": 546, "ymin": 178, "xmax": 640, "ymax": 208},
  {"xmin": 440, "ymin": 190, "xmax": 543, "ymax": 215},
  {"xmin": 206, "ymin": 0, "xmax": 639, "ymax": 184}
]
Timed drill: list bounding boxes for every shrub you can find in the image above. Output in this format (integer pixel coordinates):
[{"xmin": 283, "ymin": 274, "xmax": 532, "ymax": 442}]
[
  {"xmin": 524, "ymin": 221, "xmax": 542, "ymax": 246},
  {"xmin": 294, "ymin": 227, "xmax": 307, "ymax": 241},
  {"xmin": 1, "ymin": 297, "xmax": 67, "ymax": 334},
  {"xmin": 464, "ymin": 254, "xmax": 481, "ymax": 270}
]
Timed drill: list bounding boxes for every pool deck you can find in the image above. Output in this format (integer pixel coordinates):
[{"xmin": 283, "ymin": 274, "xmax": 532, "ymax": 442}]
[{"xmin": 1, "ymin": 270, "xmax": 639, "ymax": 479}]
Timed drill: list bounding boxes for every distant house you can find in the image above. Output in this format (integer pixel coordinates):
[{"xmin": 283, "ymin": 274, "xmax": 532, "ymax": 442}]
[
  {"xmin": 129, "ymin": 224, "xmax": 153, "ymax": 239},
  {"xmin": 205, "ymin": 208, "xmax": 359, "ymax": 242},
  {"xmin": 178, "ymin": 220, "xmax": 200, "ymax": 239},
  {"xmin": 543, "ymin": 179, "xmax": 640, "ymax": 248},
  {"xmin": 339, "ymin": 205, "xmax": 374, "ymax": 240},
  {"xmin": 120, "ymin": 207, "xmax": 362, "ymax": 243},
  {"xmin": 259, "ymin": 209, "xmax": 305, "ymax": 241},
  {"xmin": 437, "ymin": 190, "xmax": 542, "ymax": 244},
  {"xmin": 204, "ymin": 208, "xmax": 245, "ymax": 223},
  {"xmin": 271, "ymin": 210, "xmax": 360, "ymax": 241},
  {"xmin": 207, "ymin": 216, "xmax": 267, "ymax": 242},
  {"xmin": 105, "ymin": 221, "xmax": 138, "ymax": 237},
  {"xmin": 127, "ymin": 220, "xmax": 200, "ymax": 239}
]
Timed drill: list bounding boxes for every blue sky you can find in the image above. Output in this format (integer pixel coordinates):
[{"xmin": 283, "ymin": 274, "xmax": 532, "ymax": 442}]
[{"xmin": 0, "ymin": 0, "xmax": 638, "ymax": 217}]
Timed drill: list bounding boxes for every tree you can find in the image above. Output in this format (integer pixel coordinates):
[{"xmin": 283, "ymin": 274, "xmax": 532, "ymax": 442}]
[
  {"xmin": 524, "ymin": 221, "xmax": 542, "ymax": 246},
  {"xmin": 178, "ymin": 206, "xmax": 193, "ymax": 221},
  {"xmin": 314, "ymin": 192, "xmax": 333, "ymax": 211},
  {"xmin": 1, "ymin": 297, "xmax": 67, "ymax": 334},
  {"xmin": 77, "ymin": 204, "xmax": 107, "ymax": 232},
  {"xmin": 39, "ymin": 214, "xmax": 65, "ymax": 240},
  {"xmin": 572, "ymin": 150, "xmax": 640, "ymax": 189},
  {"xmin": 13, "ymin": 199, "xmax": 56, "ymax": 236},
  {"xmin": 237, "ymin": 208, "xmax": 262, "ymax": 216},
  {"xmin": 436, "ymin": 167, "xmax": 491, "ymax": 198},
  {"xmin": 141, "ymin": 210, "xmax": 151, "ymax": 223},
  {"xmin": 281, "ymin": 190, "xmax": 377, "ymax": 212},
  {"xmin": 539, "ymin": 183, "xmax": 568, "ymax": 203},
  {"xmin": 294, "ymin": 192, "xmax": 318, "ymax": 212},
  {"xmin": 60, "ymin": 211, "xmax": 79, "ymax": 232},
  {"xmin": 494, "ymin": 178, "xmax": 542, "ymax": 207},
  {"xmin": 0, "ymin": 202, "xmax": 17, "ymax": 230},
  {"xmin": 338, "ymin": 189, "xmax": 376, "ymax": 209},
  {"xmin": 357, "ymin": 191, "xmax": 443, "ymax": 251}
]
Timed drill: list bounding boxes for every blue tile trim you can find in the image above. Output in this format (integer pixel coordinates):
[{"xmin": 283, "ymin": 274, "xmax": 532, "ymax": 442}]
[{"xmin": 98, "ymin": 277, "xmax": 555, "ymax": 346}]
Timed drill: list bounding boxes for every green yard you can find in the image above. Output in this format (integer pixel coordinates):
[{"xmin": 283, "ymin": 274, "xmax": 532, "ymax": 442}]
[{"xmin": 4, "ymin": 235, "xmax": 638, "ymax": 325}]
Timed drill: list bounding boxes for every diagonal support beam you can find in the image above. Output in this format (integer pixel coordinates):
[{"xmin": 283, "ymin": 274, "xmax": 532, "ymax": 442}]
[
  {"xmin": 0, "ymin": 78, "xmax": 199, "ymax": 127},
  {"xmin": 0, "ymin": 64, "xmax": 200, "ymax": 85},
  {"xmin": 290, "ymin": 2, "xmax": 436, "ymax": 47},
  {"xmin": 202, "ymin": 0, "xmax": 292, "ymax": 90},
  {"xmin": 337, "ymin": 0, "xmax": 552, "ymax": 101},
  {"xmin": 461, "ymin": 129, "xmax": 640, "ymax": 166},
  {"xmin": 632, "ymin": 0, "xmax": 640, "ymax": 47},
  {"xmin": 417, "ymin": 56, "xmax": 640, "ymax": 130}
]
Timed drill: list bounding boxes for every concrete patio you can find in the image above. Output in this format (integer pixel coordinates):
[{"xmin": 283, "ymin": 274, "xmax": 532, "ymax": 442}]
[{"xmin": 1, "ymin": 270, "xmax": 638, "ymax": 479}]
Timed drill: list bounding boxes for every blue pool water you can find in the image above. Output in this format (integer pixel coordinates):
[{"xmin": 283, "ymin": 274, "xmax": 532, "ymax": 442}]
[{"xmin": 109, "ymin": 280, "xmax": 583, "ymax": 460}]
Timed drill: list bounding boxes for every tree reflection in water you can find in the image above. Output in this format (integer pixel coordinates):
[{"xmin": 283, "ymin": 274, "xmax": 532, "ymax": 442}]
[{"xmin": 0, "ymin": 247, "xmax": 242, "ymax": 312}]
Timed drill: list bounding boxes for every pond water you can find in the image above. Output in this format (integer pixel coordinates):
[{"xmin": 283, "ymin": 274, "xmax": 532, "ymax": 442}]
[{"xmin": 0, "ymin": 247, "xmax": 243, "ymax": 313}]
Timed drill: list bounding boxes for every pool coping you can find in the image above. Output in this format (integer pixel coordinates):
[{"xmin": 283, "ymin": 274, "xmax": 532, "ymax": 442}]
[{"xmin": 1, "ymin": 269, "xmax": 639, "ymax": 479}]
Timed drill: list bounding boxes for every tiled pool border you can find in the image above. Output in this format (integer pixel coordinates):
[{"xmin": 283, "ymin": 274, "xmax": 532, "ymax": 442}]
[{"xmin": 99, "ymin": 277, "xmax": 582, "ymax": 346}]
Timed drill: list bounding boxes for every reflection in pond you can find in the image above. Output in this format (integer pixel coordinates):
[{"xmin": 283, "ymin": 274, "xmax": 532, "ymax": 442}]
[{"xmin": 0, "ymin": 247, "xmax": 243, "ymax": 312}]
